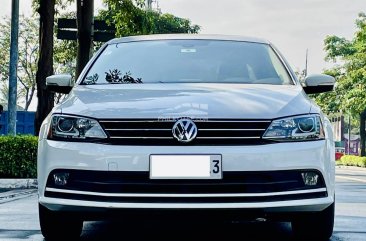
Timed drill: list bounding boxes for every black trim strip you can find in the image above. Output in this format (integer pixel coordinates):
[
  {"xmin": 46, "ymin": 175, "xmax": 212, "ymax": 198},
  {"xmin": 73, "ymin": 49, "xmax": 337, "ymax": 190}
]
[
  {"xmin": 44, "ymin": 191, "xmax": 328, "ymax": 203},
  {"xmin": 46, "ymin": 170, "xmax": 326, "ymax": 194}
]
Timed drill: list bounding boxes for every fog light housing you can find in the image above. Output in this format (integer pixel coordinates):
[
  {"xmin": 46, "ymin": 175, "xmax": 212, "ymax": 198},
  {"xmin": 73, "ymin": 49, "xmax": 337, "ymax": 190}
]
[
  {"xmin": 53, "ymin": 173, "xmax": 69, "ymax": 186},
  {"xmin": 301, "ymin": 172, "xmax": 319, "ymax": 186}
]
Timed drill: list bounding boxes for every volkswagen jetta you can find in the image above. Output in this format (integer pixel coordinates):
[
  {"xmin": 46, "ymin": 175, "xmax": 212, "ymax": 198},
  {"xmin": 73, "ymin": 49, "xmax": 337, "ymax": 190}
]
[{"xmin": 38, "ymin": 34, "xmax": 335, "ymax": 240}]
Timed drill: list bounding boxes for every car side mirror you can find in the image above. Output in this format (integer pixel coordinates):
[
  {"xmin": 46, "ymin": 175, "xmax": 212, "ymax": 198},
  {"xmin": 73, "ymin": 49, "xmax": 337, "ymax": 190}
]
[
  {"xmin": 303, "ymin": 74, "xmax": 335, "ymax": 94},
  {"xmin": 46, "ymin": 74, "xmax": 74, "ymax": 94}
]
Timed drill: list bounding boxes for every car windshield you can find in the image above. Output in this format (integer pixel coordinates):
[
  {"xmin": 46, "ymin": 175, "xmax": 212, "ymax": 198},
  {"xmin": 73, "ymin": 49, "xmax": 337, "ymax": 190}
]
[{"xmin": 81, "ymin": 40, "xmax": 293, "ymax": 85}]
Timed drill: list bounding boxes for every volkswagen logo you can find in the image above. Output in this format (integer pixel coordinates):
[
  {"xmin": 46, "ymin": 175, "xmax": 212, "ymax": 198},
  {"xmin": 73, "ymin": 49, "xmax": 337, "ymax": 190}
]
[{"xmin": 172, "ymin": 118, "xmax": 198, "ymax": 143}]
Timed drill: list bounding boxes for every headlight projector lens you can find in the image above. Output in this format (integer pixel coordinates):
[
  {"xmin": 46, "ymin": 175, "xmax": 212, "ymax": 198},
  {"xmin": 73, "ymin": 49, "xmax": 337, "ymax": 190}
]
[
  {"xmin": 298, "ymin": 117, "xmax": 315, "ymax": 133},
  {"xmin": 57, "ymin": 117, "xmax": 74, "ymax": 132}
]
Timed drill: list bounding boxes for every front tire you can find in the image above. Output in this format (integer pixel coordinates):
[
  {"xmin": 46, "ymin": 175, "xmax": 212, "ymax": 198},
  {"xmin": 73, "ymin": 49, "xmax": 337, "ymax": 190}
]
[
  {"xmin": 39, "ymin": 203, "xmax": 83, "ymax": 240},
  {"xmin": 292, "ymin": 202, "xmax": 334, "ymax": 240}
]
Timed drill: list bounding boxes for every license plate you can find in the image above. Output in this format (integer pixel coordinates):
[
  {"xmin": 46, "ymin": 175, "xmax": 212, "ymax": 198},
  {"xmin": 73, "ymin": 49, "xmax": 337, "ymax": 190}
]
[{"xmin": 150, "ymin": 155, "xmax": 222, "ymax": 179}]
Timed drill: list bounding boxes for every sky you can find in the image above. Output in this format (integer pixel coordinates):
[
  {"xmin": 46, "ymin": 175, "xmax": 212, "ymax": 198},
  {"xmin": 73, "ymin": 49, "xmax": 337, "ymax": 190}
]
[
  {"xmin": 0, "ymin": 0, "xmax": 364, "ymax": 74},
  {"xmin": 157, "ymin": 0, "xmax": 365, "ymax": 74},
  {"xmin": 0, "ymin": 0, "xmax": 365, "ymax": 110}
]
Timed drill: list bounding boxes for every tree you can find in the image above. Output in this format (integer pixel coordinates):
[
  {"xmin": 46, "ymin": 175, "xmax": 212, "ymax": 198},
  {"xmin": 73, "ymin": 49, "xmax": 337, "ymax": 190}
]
[
  {"xmin": 320, "ymin": 13, "xmax": 366, "ymax": 116},
  {"xmin": 0, "ymin": 82, "xmax": 23, "ymax": 108},
  {"xmin": 314, "ymin": 12, "xmax": 366, "ymax": 156},
  {"xmin": 52, "ymin": 0, "xmax": 200, "ymax": 77},
  {"xmin": 31, "ymin": 0, "xmax": 199, "ymax": 134},
  {"xmin": 0, "ymin": 83, "xmax": 8, "ymax": 104},
  {"xmin": 0, "ymin": 16, "xmax": 38, "ymax": 111},
  {"xmin": 34, "ymin": 0, "xmax": 56, "ymax": 135},
  {"xmin": 0, "ymin": 10, "xmax": 78, "ymax": 112},
  {"xmin": 100, "ymin": 0, "xmax": 200, "ymax": 37},
  {"xmin": 76, "ymin": 0, "xmax": 94, "ymax": 78}
]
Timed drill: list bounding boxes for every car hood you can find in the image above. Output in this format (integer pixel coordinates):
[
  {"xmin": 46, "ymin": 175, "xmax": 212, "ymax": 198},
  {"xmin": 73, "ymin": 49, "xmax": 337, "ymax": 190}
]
[{"xmin": 56, "ymin": 83, "xmax": 313, "ymax": 119}]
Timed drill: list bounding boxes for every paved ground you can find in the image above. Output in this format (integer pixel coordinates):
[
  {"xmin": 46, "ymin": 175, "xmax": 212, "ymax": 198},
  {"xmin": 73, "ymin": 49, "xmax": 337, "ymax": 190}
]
[{"xmin": 0, "ymin": 166, "xmax": 365, "ymax": 241}]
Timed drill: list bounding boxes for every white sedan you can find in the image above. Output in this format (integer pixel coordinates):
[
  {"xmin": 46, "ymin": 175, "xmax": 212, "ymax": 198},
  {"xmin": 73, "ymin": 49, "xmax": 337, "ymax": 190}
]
[{"xmin": 38, "ymin": 34, "xmax": 335, "ymax": 240}]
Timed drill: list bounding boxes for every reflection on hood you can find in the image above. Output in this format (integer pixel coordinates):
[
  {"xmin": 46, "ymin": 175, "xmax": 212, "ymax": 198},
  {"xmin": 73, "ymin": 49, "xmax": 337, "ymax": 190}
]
[{"xmin": 57, "ymin": 83, "xmax": 313, "ymax": 119}]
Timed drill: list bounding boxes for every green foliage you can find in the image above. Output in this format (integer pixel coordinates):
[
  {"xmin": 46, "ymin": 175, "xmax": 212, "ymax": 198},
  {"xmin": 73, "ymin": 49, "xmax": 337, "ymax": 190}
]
[
  {"xmin": 101, "ymin": 0, "xmax": 200, "ymax": 37},
  {"xmin": 324, "ymin": 36, "xmax": 356, "ymax": 62},
  {"xmin": 0, "ymin": 15, "xmax": 39, "ymax": 110},
  {"xmin": 337, "ymin": 155, "xmax": 366, "ymax": 167},
  {"xmin": 0, "ymin": 135, "xmax": 38, "ymax": 178},
  {"xmin": 0, "ymin": 3, "xmax": 79, "ymax": 107},
  {"xmin": 32, "ymin": 0, "xmax": 74, "ymax": 13},
  {"xmin": 314, "ymin": 12, "xmax": 366, "ymax": 117},
  {"xmin": 51, "ymin": 0, "xmax": 200, "ymax": 78},
  {"xmin": 150, "ymin": 13, "xmax": 200, "ymax": 34}
]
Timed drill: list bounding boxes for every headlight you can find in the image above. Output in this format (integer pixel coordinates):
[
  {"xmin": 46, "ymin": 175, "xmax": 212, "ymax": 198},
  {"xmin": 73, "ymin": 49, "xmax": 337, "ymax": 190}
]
[
  {"xmin": 262, "ymin": 115, "xmax": 324, "ymax": 141},
  {"xmin": 48, "ymin": 115, "xmax": 107, "ymax": 140}
]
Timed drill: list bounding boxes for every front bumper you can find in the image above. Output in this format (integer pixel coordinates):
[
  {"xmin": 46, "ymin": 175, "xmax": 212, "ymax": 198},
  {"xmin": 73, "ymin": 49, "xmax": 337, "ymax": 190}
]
[
  {"xmin": 38, "ymin": 139, "xmax": 335, "ymax": 213},
  {"xmin": 40, "ymin": 195, "xmax": 333, "ymax": 213}
]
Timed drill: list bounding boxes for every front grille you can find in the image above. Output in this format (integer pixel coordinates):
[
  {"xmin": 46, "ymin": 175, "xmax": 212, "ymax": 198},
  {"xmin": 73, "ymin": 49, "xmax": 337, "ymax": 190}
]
[
  {"xmin": 98, "ymin": 119, "xmax": 272, "ymax": 145},
  {"xmin": 46, "ymin": 170, "xmax": 326, "ymax": 194}
]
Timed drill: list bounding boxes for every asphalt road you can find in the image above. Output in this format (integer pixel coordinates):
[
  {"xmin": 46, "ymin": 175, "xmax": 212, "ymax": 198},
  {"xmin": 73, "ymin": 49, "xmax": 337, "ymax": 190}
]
[{"xmin": 0, "ymin": 166, "xmax": 365, "ymax": 241}]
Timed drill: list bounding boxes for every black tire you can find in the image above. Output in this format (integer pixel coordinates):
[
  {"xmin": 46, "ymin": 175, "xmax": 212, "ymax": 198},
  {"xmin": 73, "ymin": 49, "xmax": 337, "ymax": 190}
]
[
  {"xmin": 39, "ymin": 203, "xmax": 83, "ymax": 240},
  {"xmin": 292, "ymin": 202, "xmax": 334, "ymax": 241}
]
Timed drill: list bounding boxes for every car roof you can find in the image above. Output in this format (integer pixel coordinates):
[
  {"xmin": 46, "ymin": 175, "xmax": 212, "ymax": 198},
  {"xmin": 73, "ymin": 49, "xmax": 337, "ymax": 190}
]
[{"xmin": 108, "ymin": 34, "xmax": 270, "ymax": 45}]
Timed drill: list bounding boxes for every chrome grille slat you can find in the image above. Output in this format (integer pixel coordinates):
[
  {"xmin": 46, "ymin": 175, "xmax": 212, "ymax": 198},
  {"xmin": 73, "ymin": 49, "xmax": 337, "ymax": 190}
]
[
  {"xmin": 100, "ymin": 120, "xmax": 271, "ymax": 123},
  {"xmin": 98, "ymin": 119, "xmax": 272, "ymax": 145},
  {"xmin": 106, "ymin": 129, "xmax": 265, "ymax": 131},
  {"xmin": 105, "ymin": 129, "xmax": 171, "ymax": 131},
  {"xmin": 196, "ymin": 137, "xmax": 261, "ymax": 139},
  {"xmin": 194, "ymin": 120, "xmax": 271, "ymax": 123},
  {"xmin": 110, "ymin": 137, "xmax": 173, "ymax": 139},
  {"xmin": 199, "ymin": 129, "xmax": 265, "ymax": 131},
  {"xmin": 99, "ymin": 120, "xmax": 168, "ymax": 123}
]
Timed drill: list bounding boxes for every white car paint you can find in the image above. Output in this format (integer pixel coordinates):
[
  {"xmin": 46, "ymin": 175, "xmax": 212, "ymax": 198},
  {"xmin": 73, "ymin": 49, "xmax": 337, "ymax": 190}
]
[
  {"xmin": 56, "ymin": 84, "xmax": 311, "ymax": 119},
  {"xmin": 37, "ymin": 35, "xmax": 335, "ymax": 219}
]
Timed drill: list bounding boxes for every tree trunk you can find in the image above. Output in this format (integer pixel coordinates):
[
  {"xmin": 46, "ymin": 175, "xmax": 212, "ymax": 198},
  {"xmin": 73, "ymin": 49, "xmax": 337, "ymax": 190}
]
[
  {"xmin": 361, "ymin": 110, "xmax": 366, "ymax": 157},
  {"xmin": 34, "ymin": 0, "xmax": 56, "ymax": 135},
  {"xmin": 76, "ymin": 0, "xmax": 94, "ymax": 78},
  {"xmin": 24, "ymin": 85, "xmax": 35, "ymax": 111}
]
